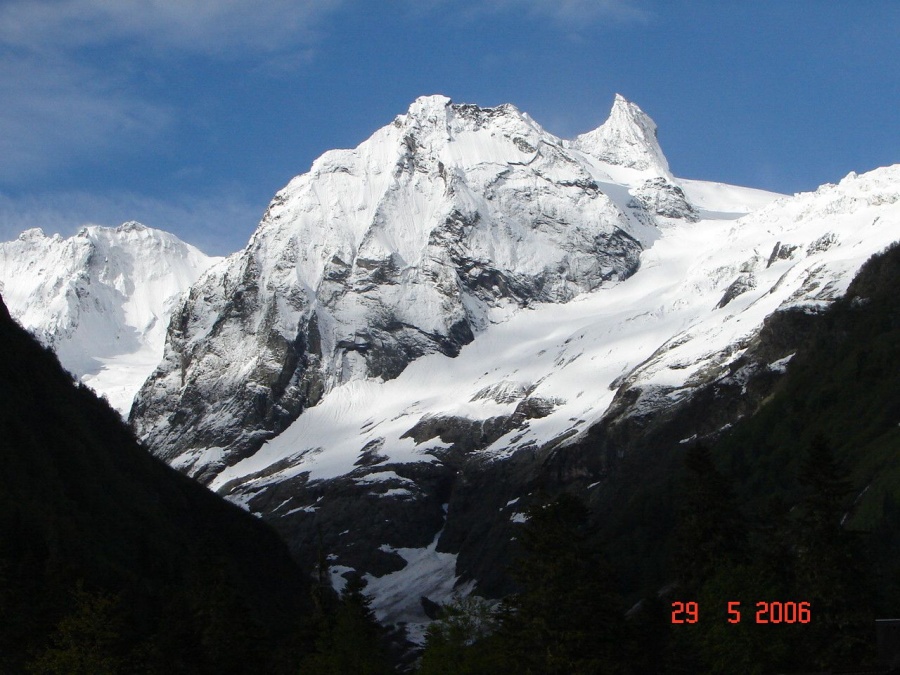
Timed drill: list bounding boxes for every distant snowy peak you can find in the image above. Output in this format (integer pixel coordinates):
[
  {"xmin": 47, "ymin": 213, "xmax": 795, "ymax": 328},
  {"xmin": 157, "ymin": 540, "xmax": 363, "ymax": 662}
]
[
  {"xmin": 573, "ymin": 94, "xmax": 671, "ymax": 177},
  {"xmin": 0, "ymin": 223, "xmax": 220, "ymax": 413}
]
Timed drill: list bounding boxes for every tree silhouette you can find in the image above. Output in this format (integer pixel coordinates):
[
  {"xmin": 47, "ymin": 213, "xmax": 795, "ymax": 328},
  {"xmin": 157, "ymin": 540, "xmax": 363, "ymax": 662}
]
[{"xmin": 499, "ymin": 493, "xmax": 626, "ymax": 674}]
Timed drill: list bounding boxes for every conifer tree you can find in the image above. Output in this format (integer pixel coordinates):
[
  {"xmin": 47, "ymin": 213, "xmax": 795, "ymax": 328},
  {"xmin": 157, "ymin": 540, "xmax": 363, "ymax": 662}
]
[
  {"xmin": 668, "ymin": 444, "xmax": 749, "ymax": 673},
  {"xmin": 794, "ymin": 435, "xmax": 873, "ymax": 667},
  {"xmin": 499, "ymin": 492, "xmax": 626, "ymax": 674},
  {"xmin": 300, "ymin": 574, "xmax": 392, "ymax": 674},
  {"xmin": 191, "ymin": 563, "xmax": 267, "ymax": 674},
  {"xmin": 418, "ymin": 594, "xmax": 502, "ymax": 675},
  {"xmin": 27, "ymin": 584, "xmax": 124, "ymax": 675},
  {"xmin": 672, "ymin": 444, "xmax": 746, "ymax": 594}
]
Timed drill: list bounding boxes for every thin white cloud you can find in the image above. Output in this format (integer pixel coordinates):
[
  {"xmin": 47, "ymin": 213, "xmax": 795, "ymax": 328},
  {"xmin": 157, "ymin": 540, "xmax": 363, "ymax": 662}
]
[
  {"xmin": 0, "ymin": 55, "xmax": 170, "ymax": 181},
  {"xmin": 0, "ymin": 0, "xmax": 344, "ymax": 183},
  {"xmin": 0, "ymin": 0, "xmax": 344, "ymax": 57},
  {"xmin": 521, "ymin": 0, "xmax": 651, "ymax": 25},
  {"xmin": 414, "ymin": 0, "xmax": 651, "ymax": 27}
]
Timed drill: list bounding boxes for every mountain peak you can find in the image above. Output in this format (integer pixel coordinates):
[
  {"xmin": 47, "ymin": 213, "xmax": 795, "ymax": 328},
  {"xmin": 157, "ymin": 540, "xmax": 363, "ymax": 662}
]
[
  {"xmin": 116, "ymin": 220, "xmax": 148, "ymax": 233},
  {"xmin": 398, "ymin": 94, "xmax": 453, "ymax": 129},
  {"xmin": 18, "ymin": 227, "xmax": 46, "ymax": 241},
  {"xmin": 399, "ymin": 96, "xmax": 535, "ymax": 138},
  {"xmin": 408, "ymin": 94, "xmax": 452, "ymax": 115},
  {"xmin": 0, "ymin": 224, "xmax": 220, "ymax": 414},
  {"xmin": 574, "ymin": 94, "xmax": 670, "ymax": 176}
]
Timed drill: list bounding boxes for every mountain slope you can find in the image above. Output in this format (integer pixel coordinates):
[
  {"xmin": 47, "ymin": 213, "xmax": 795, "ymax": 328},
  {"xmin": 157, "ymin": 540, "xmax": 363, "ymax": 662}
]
[
  {"xmin": 122, "ymin": 92, "xmax": 899, "ymax": 636},
  {"xmin": 0, "ymin": 292, "xmax": 311, "ymax": 673},
  {"xmin": 520, "ymin": 236, "xmax": 900, "ymax": 595},
  {"xmin": 716, "ymin": 241, "xmax": 900, "ymax": 605},
  {"xmin": 131, "ymin": 94, "xmax": 773, "ymax": 482},
  {"xmin": 207, "ymin": 164, "xmax": 897, "ymax": 633},
  {"xmin": 0, "ymin": 222, "xmax": 220, "ymax": 414}
]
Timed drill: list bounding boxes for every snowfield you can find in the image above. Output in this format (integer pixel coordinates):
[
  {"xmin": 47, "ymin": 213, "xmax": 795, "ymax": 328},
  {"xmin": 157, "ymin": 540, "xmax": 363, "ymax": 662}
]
[{"xmin": 210, "ymin": 166, "xmax": 899, "ymax": 497}]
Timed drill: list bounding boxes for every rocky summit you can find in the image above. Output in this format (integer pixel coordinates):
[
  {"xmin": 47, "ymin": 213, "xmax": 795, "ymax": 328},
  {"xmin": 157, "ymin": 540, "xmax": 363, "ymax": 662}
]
[{"xmin": 129, "ymin": 94, "xmax": 682, "ymax": 481}]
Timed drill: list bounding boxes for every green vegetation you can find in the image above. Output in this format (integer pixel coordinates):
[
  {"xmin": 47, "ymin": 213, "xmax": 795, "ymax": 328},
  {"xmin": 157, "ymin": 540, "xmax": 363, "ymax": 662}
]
[{"xmin": 300, "ymin": 575, "xmax": 393, "ymax": 674}]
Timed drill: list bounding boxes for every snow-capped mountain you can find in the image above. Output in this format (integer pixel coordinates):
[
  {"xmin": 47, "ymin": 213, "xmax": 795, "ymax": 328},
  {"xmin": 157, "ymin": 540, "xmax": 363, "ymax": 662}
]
[
  {"xmin": 207, "ymin": 165, "xmax": 897, "ymax": 635},
  {"xmin": 122, "ymin": 93, "xmax": 898, "ymax": 637},
  {"xmin": 211, "ymin": 165, "xmax": 900, "ymax": 485},
  {"xmin": 0, "ymin": 223, "xmax": 220, "ymax": 413},
  {"xmin": 131, "ymin": 94, "xmax": 706, "ymax": 479}
]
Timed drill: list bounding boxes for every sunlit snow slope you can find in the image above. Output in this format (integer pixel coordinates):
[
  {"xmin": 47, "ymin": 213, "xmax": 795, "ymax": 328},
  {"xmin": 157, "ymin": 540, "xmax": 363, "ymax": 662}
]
[
  {"xmin": 211, "ymin": 167, "xmax": 899, "ymax": 492},
  {"xmin": 0, "ymin": 223, "xmax": 220, "ymax": 413},
  {"xmin": 132, "ymin": 94, "xmax": 699, "ymax": 477}
]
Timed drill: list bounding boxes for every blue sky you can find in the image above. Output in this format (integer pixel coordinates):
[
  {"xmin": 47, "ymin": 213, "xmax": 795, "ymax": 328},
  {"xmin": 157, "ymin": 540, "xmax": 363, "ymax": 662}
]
[{"xmin": 0, "ymin": 0, "xmax": 897, "ymax": 255}]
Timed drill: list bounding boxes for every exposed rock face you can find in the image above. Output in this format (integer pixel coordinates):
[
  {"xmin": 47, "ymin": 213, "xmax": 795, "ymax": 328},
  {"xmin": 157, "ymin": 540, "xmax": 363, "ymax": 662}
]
[
  {"xmin": 202, "ymin": 164, "xmax": 897, "ymax": 638},
  {"xmin": 131, "ymin": 94, "xmax": 667, "ymax": 479},
  {"xmin": 629, "ymin": 177, "xmax": 699, "ymax": 222}
]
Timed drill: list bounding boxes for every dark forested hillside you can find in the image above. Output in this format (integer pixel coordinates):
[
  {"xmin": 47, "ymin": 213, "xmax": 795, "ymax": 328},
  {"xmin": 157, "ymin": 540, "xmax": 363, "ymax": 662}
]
[
  {"xmin": 584, "ymin": 242, "xmax": 900, "ymax": 599},
  {"xmin": 0, "ymin": 294, "xmax": 314, "ymax": 673},
  {"xmin": 716, "ymin": 240, "xmax": 900, "ymax": 610},
  {"xmin": 414, "ymin": 243, "xmax": 900, "ymax": 673},
  {"xmin": 3, "ymin": 233, "xmax": 899, "ymax": 673},
  {"xmin": 595, "ymin": 242, "xmax": 900, "ymax": 670}
]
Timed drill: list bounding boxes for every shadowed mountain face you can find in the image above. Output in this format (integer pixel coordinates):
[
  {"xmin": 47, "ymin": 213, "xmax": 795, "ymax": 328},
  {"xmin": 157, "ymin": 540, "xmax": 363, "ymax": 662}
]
[
  {"xmin": 121, "ymin": 93, "xmax": 897, "ymax": 634},
  {"xmin": 0, "ymin": 293, "xmax": 312, "ymax": 673},
  {"xmin": 534, "ymin": 241, "xmax": 900, "ymax": 598}
]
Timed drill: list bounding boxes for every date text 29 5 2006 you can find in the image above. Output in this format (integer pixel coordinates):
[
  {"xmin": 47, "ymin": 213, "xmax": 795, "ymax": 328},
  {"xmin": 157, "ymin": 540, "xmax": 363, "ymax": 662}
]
[{"xmin": 670, "ymin": 601, "xmax": 811, "ymax": 624}]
